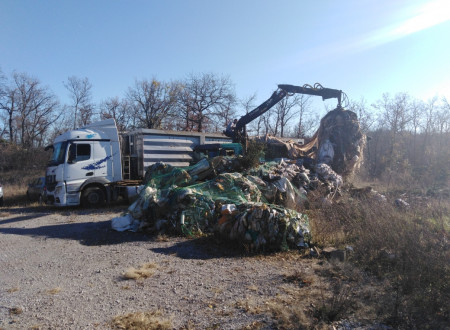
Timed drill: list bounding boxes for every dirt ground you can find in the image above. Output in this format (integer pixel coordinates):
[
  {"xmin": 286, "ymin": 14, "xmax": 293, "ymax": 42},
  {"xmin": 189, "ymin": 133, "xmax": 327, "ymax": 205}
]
[{"xmin": 0, "ymin": 205, "xmax": 384, "ymax": 329}]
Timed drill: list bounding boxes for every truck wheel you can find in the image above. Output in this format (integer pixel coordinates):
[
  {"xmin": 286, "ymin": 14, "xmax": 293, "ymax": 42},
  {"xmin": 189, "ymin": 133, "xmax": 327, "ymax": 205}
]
[{"xmin": 82, "ymin": 187, "xmax": 105, "ymax": 207}]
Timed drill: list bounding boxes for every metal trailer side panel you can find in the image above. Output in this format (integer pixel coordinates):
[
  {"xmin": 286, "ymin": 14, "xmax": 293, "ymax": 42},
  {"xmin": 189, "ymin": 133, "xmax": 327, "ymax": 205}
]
[
  {"xmin": 140, "ymin": 134, "xmax": 200, "ymax": 172},
  {"xmin": 125, "ymin": 129, "xmax": 231, "ymax": 177}
]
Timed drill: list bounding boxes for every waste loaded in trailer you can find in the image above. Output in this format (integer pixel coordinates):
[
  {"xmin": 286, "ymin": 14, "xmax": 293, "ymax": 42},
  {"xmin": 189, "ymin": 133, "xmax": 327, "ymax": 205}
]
[{"xmin": 45, "ymin": 119, "xmax": 231, "ymax": 207}]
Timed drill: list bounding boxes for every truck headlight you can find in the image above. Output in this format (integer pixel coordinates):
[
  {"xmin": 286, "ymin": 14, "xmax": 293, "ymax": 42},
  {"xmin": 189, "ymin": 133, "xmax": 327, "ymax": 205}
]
[{"xmin": 66, "ymin": 184, "xmax": 81, "ymax": 193}]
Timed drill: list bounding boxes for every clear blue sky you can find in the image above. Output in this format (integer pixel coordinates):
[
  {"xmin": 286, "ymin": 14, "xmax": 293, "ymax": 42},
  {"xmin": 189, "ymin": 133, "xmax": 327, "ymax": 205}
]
[{"xmin": 1, "ymin": 0, "xmax": 449, "ymax": 113}]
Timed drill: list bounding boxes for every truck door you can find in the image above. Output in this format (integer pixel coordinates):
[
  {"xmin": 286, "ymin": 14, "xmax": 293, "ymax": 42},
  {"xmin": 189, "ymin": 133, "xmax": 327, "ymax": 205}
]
[
  {"xmin": 92, "ymin": 141, "xmax": 113, "ymax": 180},
  {"xmin": 65, "ymin": 142, "xmax": 95, "ymax": 182}
]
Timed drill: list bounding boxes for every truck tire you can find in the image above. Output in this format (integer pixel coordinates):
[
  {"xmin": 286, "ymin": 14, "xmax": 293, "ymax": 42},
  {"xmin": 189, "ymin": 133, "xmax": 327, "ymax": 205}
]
[{"xmin": 82, "ymin": 187, "xmax": 105, "ymax": 208}]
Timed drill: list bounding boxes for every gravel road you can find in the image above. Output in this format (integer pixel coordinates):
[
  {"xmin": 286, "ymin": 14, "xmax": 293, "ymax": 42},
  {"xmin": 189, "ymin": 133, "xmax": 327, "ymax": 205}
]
[{"xmin": 0, "ymin": 205, "xmax": 322, "ymax": 329}]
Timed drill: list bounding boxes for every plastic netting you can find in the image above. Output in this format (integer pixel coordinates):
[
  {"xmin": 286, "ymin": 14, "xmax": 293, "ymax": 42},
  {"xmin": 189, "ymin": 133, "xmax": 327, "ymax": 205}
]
[{"xmin": 126, "ymin": 159, "xmax": 310, "ymax": 251}]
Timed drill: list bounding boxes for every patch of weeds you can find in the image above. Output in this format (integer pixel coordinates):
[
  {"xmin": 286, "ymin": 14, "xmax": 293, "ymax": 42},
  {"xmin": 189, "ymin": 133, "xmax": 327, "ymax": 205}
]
[
  {"xmin": 247, "ymin": 284, "xmax": 258, "ymax": 291},
  {"xmin": 282, "ymin": 270, "xmax": 312, "ymax": 288},
  {"xmin": 234, "ymin": 297, "xmax": 265, "ymax": 315},
  {"xmin": 313, "ymin": 288, "xmax": 352, "ymax": 324},
  {"xmin": 240, "ymin": 140, "xmax": 265, "ymax": 170},
  {"xmin": 155, "ymin": 234, "xmax": 170, "ymax": 242},
  {"xmin": 111, "ymin": 310, "xmax": 172, "ymax": 330},
  {"xmin": 241, "ymin": 321, "xmax": 265, "ymax": 329},
  {"xmin": 9, "ymin": 307, "xmax": 23, "ymax": 315},
  {"xmin": 123, "ymin": 262, "xmax": 157, "ymax": 280},
  {"xmin": 211, "ymin": 287, "xmax": 224, "ymax": 295},
  {"xmin": 46, "ymin": 287, "xmax": 62, "ymax": 295},
  {"xmin": 7, "ymin": 287, "xmax": 19, "ymax": 293},
  {"xmin": 265, "ymin": 299, "xmax": 309, "ymax": 329}
]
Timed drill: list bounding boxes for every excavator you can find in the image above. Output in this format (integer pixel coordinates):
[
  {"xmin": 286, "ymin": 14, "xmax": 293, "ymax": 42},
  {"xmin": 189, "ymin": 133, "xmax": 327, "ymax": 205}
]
[
  {"xmin": 195, "ymin": 82, "xmax": 365, "ymax": 176},
  {"xmin": 227, "ymin": 83, "xmax": 344, "ymax": 149},
  {"xmin": 195, "ymin": 83, "xmax": 344, "ymax": 158}
]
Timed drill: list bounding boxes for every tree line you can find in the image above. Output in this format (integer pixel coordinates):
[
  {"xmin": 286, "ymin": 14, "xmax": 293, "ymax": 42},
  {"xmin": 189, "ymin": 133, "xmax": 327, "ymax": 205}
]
[
  {"xmin": 0, "ymin": 68, "xmax": 449, "ymax": 189},
  {"xmin": 0, "ymin": 70, "xmax": 329, "ymax": 148}
]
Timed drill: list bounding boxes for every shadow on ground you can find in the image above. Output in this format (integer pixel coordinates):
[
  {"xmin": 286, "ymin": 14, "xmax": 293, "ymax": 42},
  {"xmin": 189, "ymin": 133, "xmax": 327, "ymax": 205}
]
[
  {"xmin": 0, "ymin": 208, "xmax": 150, "ymax": 246},
  {"xmin": 150, "ymin": 235, "xmax": 249, "ymax": 260},
  {"xmin": 0, "ymin": 206, "xmax": 250, "ymax": 258}
]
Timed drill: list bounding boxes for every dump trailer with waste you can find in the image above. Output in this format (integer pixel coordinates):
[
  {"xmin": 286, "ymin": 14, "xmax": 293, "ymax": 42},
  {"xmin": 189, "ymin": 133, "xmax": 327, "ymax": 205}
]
[{"xmin": 44, "ymin": 119, "xmax": 231, "ymax": 207}]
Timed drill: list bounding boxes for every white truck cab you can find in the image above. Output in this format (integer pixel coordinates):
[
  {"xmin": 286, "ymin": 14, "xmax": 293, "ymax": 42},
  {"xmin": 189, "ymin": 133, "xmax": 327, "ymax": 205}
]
[
  {"xmin": 46, "ymin": 119, "xmax": 122, "ymax": 207},
  {"xmin": 46, "ymin": 119, "xmax": 232, "ymax": 207}
]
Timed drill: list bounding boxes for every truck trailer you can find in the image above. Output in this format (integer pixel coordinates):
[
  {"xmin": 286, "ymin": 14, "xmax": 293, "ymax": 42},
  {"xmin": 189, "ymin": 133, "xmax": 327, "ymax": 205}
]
[{"xmin": 45, "ymin": 119, "xmax": 231, "ymax": 207}]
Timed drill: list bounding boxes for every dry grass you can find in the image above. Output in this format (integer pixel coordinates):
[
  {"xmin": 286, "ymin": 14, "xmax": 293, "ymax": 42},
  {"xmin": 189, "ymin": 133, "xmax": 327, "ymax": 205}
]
[
  {"xmin": 239, "ymin": 185, "xmax": 449, "ymax": 328},
  {"xmin": 309, "ymin": 187, "xmax": 450, "ymax": 329},
  {"xmin": 9, "ymin": 307, "xmax": 23, "ymax": 315},
  {"xmin": 1, "ymin": 169, "xmax": 45, "ymax": 206},
  {"xmin": 46, "ymin": 287, "xmax": 62, "ymax": 295},
  {"xmin": 259, "ymin": 261, "xmax": 387, "ymax": 329},
  {"xmin": 111, "ymin": 310, "xmax": 172, "ymax": 330},
  {"xmin": 7, "ymin": 287, "xmax": 19, "ymax": 293},
  {"xmin": 234, "ymin": 297, "xmax": 266, "ymax": 315},
  {"xmin": 123, "ymin": 262, "xmax": 157, "ymax": 280},
  {"xmin": 246, "ymin": 284, "xmax": 258, "ymax": 292}
]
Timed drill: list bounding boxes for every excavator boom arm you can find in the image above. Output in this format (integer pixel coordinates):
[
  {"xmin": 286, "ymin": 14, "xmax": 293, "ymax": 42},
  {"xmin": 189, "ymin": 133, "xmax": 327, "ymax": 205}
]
[
  {"xmin": 235, "ymin": 89, "xmax": 287, "ymax": 131},
  {"xmin": 231, "ymin": 83, "xmax": 343, "ymax": 145},
  {"xmin": 278, "ymin": 84, "xmax": 342, "ymax": 106}
]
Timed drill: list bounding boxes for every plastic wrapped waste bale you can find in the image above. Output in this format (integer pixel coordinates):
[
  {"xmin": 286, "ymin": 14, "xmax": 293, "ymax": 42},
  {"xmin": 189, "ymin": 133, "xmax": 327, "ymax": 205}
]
[
  {"xmin": 272, "ymin": 177, "xmax": 306, "ymax": 210},
  {"xmin": 254, "ymin": 135, "xmax": 305, "ymax": 160},
  {"xmin": 115, "ymin": 158, "xmax": 313, "ymax": 252},
  {"xmin": 246, "ymin": 175, "xmax": 277, "ymax": 203},
  {"xmin": 216, "ymin": 203, "xmax": 310, "ymax": 252},
  {"xmin": 315, "ymin": 163, "xmax": 343, "ymax": 189},
  {"xmin": 395, "ymin": 198, "xmax": 410, "ymax": 209},
  {"xmin": 247, "ymin": 160, "xmax": 308, "ymax": 210},
  {"xmin": 210, "ymin": 156, "xmax": 243, "ymax": 175},
  {"xmin": 183, "ymin": 172, "xmax": 262, "ymax": 205},
  {"xmin": 315, "ymin": 108, "xmax": 366, "ymax": 176},
  {"xmin": 128, "ymin": 186, "xmax": 159, "ymax": 220},
  {"xmin": 128, "ymin": 172, "xmax": 264, "ymax": 236},
  {"xmin": 111, "ymin": 213, "xmax": 140, "ymax": 232},
  {"xmin": 144, "ymin": 162, "xmax": 192, "ymax": 190}
]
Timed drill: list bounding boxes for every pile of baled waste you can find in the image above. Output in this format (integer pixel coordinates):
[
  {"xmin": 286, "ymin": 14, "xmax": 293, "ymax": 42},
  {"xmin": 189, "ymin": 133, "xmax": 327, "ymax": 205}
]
[{"xmin": 112, "ymin": 107, "xmax": 366, "ymax": 252}]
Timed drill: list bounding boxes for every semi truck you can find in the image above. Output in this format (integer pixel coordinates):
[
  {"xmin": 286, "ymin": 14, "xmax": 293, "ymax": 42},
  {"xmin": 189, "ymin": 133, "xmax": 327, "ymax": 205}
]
[{"xmin": 45, "ymin": 119, "xmax": 231, "ymax": 207}]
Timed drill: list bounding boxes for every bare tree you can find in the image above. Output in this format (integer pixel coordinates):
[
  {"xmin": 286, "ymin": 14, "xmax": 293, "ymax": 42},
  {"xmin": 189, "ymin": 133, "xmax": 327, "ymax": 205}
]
[
  {"xmin": 261, "ymin": 107, "xmax": 274, "ymax": 136},
  {"xmin": 440, "ymin": 96, "xmax": 450, "ymax": 134},
  {"xmin": 178, "ymin": 73, "xmax": 236, "ymax": 132},
  {"xmin": 0, "ymin": 69, "xmax": 7, "ymax": 139},
  {"xmin": 291, "ymin": 94, "xmax": 313, "ymax": 138},
  {"xmin": 100, "ymin": 97, "xmax": 133, "ymax": 131},
  {"xmin": 347, "ymin": 97, "xmax": 375, "ymax": 134},
  {"xmin": 242, "ymin": 93, "xmax": 266, "ymax": 136},
  {"xmin": 64, "ymin": 76, "xmax": 94, "ymax": 128},
  {"xmin": 373, "ymin": 93, "xmax": 412, "ymax": 162},
  {"xmin": 274, "ymin": 94, "xmax": 314, "ymax": 138},
  {"xmin": 0, "ymin": 72, "xmax": 59, "ymax": 147},
  {"xmin": 127, "ymin": 79, "xmax": 179, "ymax": 129},
  {"xmin": 0, "ymin": 81, "xmax": 18, "ymax": 142}
]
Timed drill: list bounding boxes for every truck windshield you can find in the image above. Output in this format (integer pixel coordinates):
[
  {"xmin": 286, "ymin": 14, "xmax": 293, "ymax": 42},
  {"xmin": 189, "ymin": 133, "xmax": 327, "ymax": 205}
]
[{"xmin": 48, "ymin": 141, "xmax": 68, "ymax": 166}]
